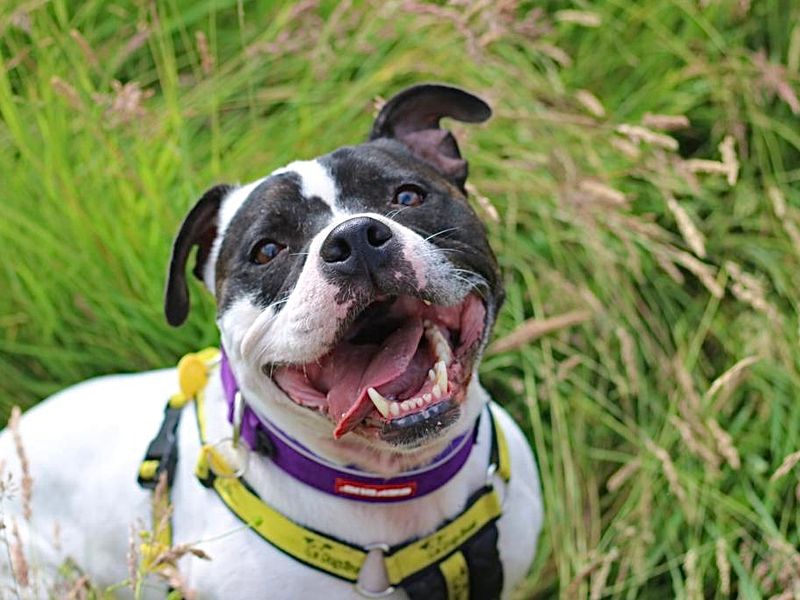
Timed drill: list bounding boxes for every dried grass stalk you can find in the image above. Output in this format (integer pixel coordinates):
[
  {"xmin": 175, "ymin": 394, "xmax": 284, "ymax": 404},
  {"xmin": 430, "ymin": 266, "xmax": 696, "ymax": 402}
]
[
  {"xmin": 673, "ymin": 357, "xmax": 702, "ymax": 412},
  {"xmin": 127, "ymin": 523, "xmax": 139, "ymax": 594},
  {"xmin": 64, "ymin": 574, "xmax": 91, "ymax": 600},
  {"xmin": 51, "ymin": 77, "xmax": 83, "ymax": 111},
  {"xmin": 195, "ymin": 31, "xmax": 214, "ymax": 75},
  {"xmin": 11, "ymin": 519, "xmax": 29, "ymax": 588},
  {"xmin": 575, "ymin": 89, "xmax": 605, "ymax": 117},
  {"xmin": 771, "ymin": 450, "xmax": 800, "ymax": 482},
  {"xmin": 616, "ymin": 326, "xmax": 640, "ymax": 396},
  {"xmin": 489, "ymin": 309, "xmax": 592, "ymax": 354},
  {"xmin": 665, "ymin": 194, "xmax": 706, "ymax": 258},
  {"xmin": 69, "ymin": 29, "xmax": 99, "ymax": 70},
  {"xmin": 725, "ymin": 262, "xmax": 779, "ymax": 319},
  {"xmin": 654, "ymin": 252, "xmax": 685, "ymax": 284},
  {"xmin": 642, "ymin": 112, "xmax": 689, "ymax": 130},
  {"xmin": 716, "ymin": 538, "xmax": 731, "ymax": 595},
  {"xmin": 590, "ymin": 548, "xmax": 619, "ymax": 600},
  {"xmin": 9, "ymin": 407, "xmax": 32, "ymax": 522},
  {"xmin": 684, "ymin": 158, "xmax": 730, "ymax": 176},
  {"xmin": 769, "ymin": 186, "xmax": 800, "ymax": 254},
  {"xmin": 670, "ymin": 416, "xmax": 720, "ymax": 474},
  {"xmin": 465, "ymin": 182, "xmax": 500, "ymax": 223},
  {"xmin": 706, "ymin": 418, "xmax": 741, "ymax": 470},
  {"xmin": 565, "ymin": 552, "xmax": 606, "ymax": 596},
  {"xmin": 554, "ymin": 10, "xmax": 602, "ymax": 27},
  {"xmin": 616, "ymin": 124, "xmax": 679, "ymax": 151},
  {"xmin": 646, "ymin": 440, "xmax": 687, "ymax": 504},
  {"xmin": 611, "ymin": 136, "xmax": 641, "ymax": 159},
  {"xmin": 704, "ymin": 355, "xmax": 759, "ymax": 402},
  {"xmin": 607, "ymin": 458, "xmax": 641, "ymax": 492},
  {"xmin": 719, "ymin": 135, "xmax": 739, "ymax": 185},
  {"xmin": 669, "ymin": 250, "xmax": 724, "ymax": 298},
  {"xmin": 685, "ymin": 549, "xmax": 701, "ymax": 600},
  {"xmin": 578, "ymin": 179, "xmax": 628, "ymax": 206}
]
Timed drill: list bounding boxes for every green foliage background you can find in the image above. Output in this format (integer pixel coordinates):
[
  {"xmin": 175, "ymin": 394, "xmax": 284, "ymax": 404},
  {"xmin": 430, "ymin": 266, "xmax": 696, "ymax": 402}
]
[{"xmin": 1, "ymin": 0, "xmax": 799, "ymax": 597}]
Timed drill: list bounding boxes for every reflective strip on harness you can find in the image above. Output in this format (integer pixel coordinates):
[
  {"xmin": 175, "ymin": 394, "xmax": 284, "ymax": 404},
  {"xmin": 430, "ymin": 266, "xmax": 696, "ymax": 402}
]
[
  {"xmin": 439, "ymin": 551, "xmax": 470, "ymax": 600},
  {"xmin": 383, "ymin": 488, "xmax": 502, "ymax": 585},
  {"xmin": 203, "ymin": 451, "xmax": 368, "ymax": 582}
]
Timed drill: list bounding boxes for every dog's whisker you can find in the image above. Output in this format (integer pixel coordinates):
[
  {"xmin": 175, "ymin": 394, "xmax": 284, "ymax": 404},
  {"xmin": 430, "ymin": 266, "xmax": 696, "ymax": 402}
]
[{"xmin": 423, "ymin": 228, "xmax": 459, "ymax": 242}]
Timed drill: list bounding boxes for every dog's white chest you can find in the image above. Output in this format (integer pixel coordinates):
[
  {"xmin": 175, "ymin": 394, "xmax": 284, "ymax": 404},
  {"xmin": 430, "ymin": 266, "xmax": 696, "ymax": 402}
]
[{"xmin": 0, "ymin": 367, "xmax": 542, "ymax": 599}]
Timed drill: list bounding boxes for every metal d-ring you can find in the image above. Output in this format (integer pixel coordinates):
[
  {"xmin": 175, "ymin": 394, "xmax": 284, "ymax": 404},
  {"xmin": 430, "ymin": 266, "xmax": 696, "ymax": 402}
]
[
  {"xmin": 208, "ymin": 436, "xmax": 249, "ymax": 479},
  {"xmin": 355, "ymin": 543, "xmax": 395, "ymax": 598},
  {"xmin": 232, "ymin": 390, "xmax": 245, "ymax": 449}
]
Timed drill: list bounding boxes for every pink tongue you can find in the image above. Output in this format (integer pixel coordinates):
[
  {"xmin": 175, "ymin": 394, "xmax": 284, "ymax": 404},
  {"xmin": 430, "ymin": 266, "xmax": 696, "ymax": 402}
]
[{"xmin": 330, "ymin": 316, "xmax": 423, "ymax": 438}]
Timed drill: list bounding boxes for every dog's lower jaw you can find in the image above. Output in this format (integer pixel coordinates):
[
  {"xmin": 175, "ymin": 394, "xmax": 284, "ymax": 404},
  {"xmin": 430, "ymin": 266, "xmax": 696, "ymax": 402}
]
[{"xmin": 227, "ymin": 355, "xmax": 487, "ymax": 477}]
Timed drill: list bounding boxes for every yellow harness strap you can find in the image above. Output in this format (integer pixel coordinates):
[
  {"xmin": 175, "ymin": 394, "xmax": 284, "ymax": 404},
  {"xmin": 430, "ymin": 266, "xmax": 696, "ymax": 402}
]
[{"xmin": 143, "ymin": 349, "xmax": 512, "ymax": 596}]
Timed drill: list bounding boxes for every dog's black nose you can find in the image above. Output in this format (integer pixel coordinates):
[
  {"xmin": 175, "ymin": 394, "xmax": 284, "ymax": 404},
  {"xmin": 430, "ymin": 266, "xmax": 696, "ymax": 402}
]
[{"xmin": 320, "ymin": 217, "xmax": 394, "ymax": 277}]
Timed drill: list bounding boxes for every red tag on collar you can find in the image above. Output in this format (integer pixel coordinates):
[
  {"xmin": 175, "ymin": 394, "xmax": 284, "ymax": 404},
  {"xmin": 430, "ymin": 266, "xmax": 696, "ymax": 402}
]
[{"xmin": 334, "ymin": 478, "xmax": 418, "ymax": 499}]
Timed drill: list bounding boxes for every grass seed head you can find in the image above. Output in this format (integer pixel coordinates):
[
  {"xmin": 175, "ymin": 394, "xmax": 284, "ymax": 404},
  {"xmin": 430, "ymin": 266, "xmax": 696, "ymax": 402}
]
[{"xmin": 9, "ymin": 407, "xmax": 32, "ymax": 522}]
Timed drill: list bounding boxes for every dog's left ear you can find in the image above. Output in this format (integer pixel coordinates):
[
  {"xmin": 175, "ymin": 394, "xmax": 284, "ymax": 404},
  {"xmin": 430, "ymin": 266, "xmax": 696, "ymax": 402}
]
[
  {"xmin": 164, "ymin": 184, "xmax": 233, "ymax": 327},
  {"xmin": 369, "ymin": 84, "xmax": 491, "ymax": 191}
]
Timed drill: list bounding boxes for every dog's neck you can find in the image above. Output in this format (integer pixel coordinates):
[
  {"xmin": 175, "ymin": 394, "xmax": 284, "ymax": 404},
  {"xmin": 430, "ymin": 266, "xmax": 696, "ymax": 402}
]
[{"xmin": 220, "ymin": 351, "xmax": 485, "ymax": 477}]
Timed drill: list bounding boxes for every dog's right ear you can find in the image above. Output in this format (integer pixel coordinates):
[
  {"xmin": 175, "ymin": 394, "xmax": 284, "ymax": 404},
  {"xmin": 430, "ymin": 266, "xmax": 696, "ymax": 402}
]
[
  {"xmin": 164, "ymin": 184, "xmax": 233, "ymax": 327},
  {"xmin": 369, "ymin": 84, "xmax": 491, "ymax": 191}
]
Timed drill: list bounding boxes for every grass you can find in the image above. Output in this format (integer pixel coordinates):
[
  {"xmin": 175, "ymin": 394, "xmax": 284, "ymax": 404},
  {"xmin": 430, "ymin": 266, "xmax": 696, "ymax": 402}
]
[{"xmin": 1, "ymin": 0, "xmax": 800, "ymax": 597}]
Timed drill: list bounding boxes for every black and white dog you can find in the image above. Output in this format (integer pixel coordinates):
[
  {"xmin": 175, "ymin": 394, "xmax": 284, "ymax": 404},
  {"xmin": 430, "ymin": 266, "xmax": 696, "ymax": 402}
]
[{"xmin": 1, "ymin": 85, "xmax": 543, "ymax": 598}]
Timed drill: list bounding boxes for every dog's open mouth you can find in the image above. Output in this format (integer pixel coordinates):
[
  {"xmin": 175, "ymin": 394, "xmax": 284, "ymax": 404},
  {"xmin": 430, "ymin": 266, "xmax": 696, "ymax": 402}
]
[{"xmin": 272, "ymin": 294, "xmax": 486, "ymax": 441}]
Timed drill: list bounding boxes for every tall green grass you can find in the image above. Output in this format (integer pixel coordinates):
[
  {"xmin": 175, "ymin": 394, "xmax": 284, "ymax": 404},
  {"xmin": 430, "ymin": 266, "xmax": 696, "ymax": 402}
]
[{"xmin": 2, "ymin": 0, "xmax": 799, "ymax": 597}]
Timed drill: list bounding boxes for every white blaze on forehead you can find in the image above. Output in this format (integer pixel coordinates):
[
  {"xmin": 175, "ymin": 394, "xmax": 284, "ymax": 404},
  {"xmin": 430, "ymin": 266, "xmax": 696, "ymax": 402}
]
[
  {"xmin": 272, "ymin": 159, "xmax": 340, "ymax": 214},
  {"xmin": 203, "ymin": 159, "xmax": 340, "ymax": 291}
]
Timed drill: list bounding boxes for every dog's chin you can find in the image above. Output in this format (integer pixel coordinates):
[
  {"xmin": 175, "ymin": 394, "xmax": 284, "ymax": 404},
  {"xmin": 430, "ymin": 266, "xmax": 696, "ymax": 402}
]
[{"xmin": 267, "ymin": 293, "xmax": 488, "ymax": 448}]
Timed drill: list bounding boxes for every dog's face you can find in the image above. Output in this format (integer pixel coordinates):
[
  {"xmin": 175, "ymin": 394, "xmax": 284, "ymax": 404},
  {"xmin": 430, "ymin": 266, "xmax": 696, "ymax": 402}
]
[{"xmin": 165, "ymin": 85, "xmax": 503, "ymax": 452}]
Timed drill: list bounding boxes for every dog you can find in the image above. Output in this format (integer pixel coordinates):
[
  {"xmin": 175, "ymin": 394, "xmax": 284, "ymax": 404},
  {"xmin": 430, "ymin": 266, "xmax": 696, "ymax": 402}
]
[{"xmin": 0, "ymin": 84, "xmax": 543, "ymax": 599}]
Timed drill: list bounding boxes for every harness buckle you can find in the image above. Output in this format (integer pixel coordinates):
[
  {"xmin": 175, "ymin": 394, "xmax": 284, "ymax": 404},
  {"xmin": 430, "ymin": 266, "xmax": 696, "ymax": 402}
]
[
  {"xmin": 355, "ymin": 544, "xmax": 395, "ymax": 598},
  {"xmin": 137, "ymin": 405, "xmax": 182, "ymax": 490}
]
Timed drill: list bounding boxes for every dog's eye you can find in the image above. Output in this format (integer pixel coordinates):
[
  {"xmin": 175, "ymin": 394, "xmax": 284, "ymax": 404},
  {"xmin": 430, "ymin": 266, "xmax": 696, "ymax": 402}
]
[
  {"xmin": 251, "ymin": 240, "xmax": 285, "ymax": 265},
  {"xmin": 393, "ymin": 184, "xmax": 425, "ymax": 207}
]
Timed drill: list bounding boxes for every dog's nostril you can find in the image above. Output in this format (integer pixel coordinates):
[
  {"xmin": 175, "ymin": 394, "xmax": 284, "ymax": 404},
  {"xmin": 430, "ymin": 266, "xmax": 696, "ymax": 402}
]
[
  {"xmin": 320, "ymin": 217, "xmax": 394, "ymax": 268},
  {"xmin": 367, "ymin": 222, "xmax": 392, "ymax": 248},
  {"xmin": 321, "ymin": 238, "xmax": 351, "ymax": 263}
]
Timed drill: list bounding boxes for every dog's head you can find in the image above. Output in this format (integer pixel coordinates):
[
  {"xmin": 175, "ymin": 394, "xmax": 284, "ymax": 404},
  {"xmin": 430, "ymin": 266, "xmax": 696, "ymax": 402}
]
[{"xmin": 165, "ymin": 84, "xmax": 502, "ymax": 453}]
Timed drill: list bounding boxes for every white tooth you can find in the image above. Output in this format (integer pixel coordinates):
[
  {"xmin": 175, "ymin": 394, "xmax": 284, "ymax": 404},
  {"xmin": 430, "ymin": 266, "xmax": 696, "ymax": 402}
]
[
  {"xmin": 428, "ymin": 369, "xmax": 435, "ymax": 381},
  {"xmin": 367, "ymin": 388, "xmax": 391, "ymax": 418},
  {"xmin": 435, "ymin": 360, "xmax": 448, "ymax": 391},
  {"xmin": 390, "ymin": 402, "xmax": 400, "ymax": 416},
  {"xmin": 423, "ymin": 299, "xmax": 432, "ymax": 306},
  {"xmin": 423, "ymin": 393, "xmax": 432, "ymax": 403},
  {"xmin": 400, "ymin": 400, "xmax": 412, "ymax": 412},
  {"xmin": 432, "ymin": 384, "xmax": 442, "ymax": 399},
  {"xmin": 415, "ymin": 397, "xmax": 424, "ymax": 408},
  {"xmin": 425, "ymin": 325, "xmax": 452, "ymax": 364}
]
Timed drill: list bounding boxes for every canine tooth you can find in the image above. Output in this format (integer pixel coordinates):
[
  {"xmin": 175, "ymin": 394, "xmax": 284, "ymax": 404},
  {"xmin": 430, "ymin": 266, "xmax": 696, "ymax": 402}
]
[
  {"xmin": 428, "ymin": 369, "xmax": 435, "ymax": 381},
  {"xmin": 367, "ymin": 388, "xmax": 391, "ymax": 418},
  {"xmin": 423, "ymin": 300, "xmax": 432, "ymax": 306},
  {"xmin": 432, "ymin": 384, "xmax": 442, "ymax": 399},
  {"xmin": 423, "ymin": 393, "xmax": 432, "ymax": 403},
  {"xmin": 425, "ymin": 324, "xmax": 452, "ymax": 364},
  {"xmin": 435, "ymin": 360, "xmax": 448, "ymax": 391},
  {"xmin": 390, "ymin": 402, "xmax": 400, "ymax": 416}
]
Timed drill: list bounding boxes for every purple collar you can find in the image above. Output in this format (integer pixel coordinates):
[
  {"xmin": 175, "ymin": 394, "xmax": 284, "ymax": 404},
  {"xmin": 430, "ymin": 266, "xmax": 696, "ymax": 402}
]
[{"xmin": 219, "ymin": 351, "xmax": 477, "ymax": 503}]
